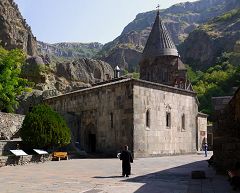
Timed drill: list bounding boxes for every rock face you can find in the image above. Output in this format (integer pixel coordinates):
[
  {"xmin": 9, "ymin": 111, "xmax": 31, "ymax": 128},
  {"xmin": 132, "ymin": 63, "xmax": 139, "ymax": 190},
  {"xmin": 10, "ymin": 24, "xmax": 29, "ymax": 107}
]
[
  {"xmin": 180, "ymin": 8, "xmax": 240, "ymax": 70},
  {"xmin": 99, "ymin": 0, "xmax": 240, "ymax": 71},
  {"xmin": 0, "ymin": 112, "xmax": 25, "ymax": 140},
  {"xmin": 22, "ymin": 57, "xmax": 114, "ymax": 92},
  {"xmin": 18, "ymin": 57, "xmax": 114, "ymax": 114},
  {"xmin": 38, "ymin": 41, "xmax": 103, "ymax": 60},
  {"xmin": 55, "ymin": 58, "xmax": 113, "ymax": 85},
  {"xmin": 0, "ymin": 0, "xmax": 37, "ymax": 55}
]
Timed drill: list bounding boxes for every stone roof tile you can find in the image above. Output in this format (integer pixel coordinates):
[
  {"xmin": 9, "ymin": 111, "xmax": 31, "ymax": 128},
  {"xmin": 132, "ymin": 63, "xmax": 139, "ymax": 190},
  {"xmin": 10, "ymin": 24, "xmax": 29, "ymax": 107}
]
[{"xmin": 142, "ymin": 11, "xmax": 178, "ymax": 58}]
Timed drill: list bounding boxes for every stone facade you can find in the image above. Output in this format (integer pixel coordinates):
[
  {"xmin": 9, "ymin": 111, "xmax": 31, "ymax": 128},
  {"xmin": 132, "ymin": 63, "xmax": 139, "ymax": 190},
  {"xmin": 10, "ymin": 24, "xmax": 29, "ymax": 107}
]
[
  {"xmin": 196, "ymin": 113, "xmax": 208, "ymax": 151},
  {"xmin": 46, "ymin": 79, "xmax": 134, "ymax": 155},
  {"xmin": 0, "ymin": 112, "xmax": 25, "ymax": 140},
  {"xmin": 140, "ymin": 56, "xmax": 187, "ymax": 89},
  {"xmin": 133, "ymin": 80, "xmax": 198, "ymax": 157},
  {"xmin": 207, "ymin": 124, "xmax": 213, "ymax": 150},
  {"xmin": 212, "ymin": 92, "xmax": 240, "ymax": 171},
  {"xmin": 45, "ymin": 78, "xmax": 199, "ymax": 157}
]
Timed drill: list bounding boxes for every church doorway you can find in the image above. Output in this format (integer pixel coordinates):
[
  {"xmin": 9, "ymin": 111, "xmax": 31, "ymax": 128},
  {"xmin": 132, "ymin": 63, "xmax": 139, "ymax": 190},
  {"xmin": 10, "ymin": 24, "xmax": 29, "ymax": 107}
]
[{"xmin": 88, "ymin": 133, "xmax": 96, "ymax": 153}]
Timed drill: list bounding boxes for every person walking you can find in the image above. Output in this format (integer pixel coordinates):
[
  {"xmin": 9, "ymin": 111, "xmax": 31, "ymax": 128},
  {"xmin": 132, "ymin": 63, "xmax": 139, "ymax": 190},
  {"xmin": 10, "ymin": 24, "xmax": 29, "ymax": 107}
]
[
  {"xmin": 204, "ymin": 142, "xmax": 208, "ymax": 157},
  {"xmin": 120, "ymin": 145, "xmax": 133, "ymax": 177}
]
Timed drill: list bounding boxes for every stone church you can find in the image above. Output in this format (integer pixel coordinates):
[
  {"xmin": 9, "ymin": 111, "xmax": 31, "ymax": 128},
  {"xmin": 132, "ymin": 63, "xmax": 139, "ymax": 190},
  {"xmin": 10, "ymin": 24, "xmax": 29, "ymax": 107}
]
[{"xmin": 45, "ymin": 11, "xmax": 207, "ymax": 157}]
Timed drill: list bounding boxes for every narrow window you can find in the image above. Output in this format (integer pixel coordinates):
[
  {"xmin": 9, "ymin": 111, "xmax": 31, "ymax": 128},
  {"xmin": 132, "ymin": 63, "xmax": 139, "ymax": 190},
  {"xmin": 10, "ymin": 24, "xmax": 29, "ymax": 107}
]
[
  {"xmin": 110, "ymin": 113, "xmax": 113, "ymax": 128},
  {"xmin": 147, "ymin": 72, "xmax": 150, "ymax": 80},
  {"xmin": 165, "ymin": 72, "xmax": 168, "ymax": 82},
  {"xmin": 181, "ymin": 114, "xmax": 185, "ymax": 131},
  {"xmin": 166, "ymin": 112, "xmax": 171, "ymax": 128},
  {"xmin": 146, "ymin": 110, "xmax": 150, "ymax": 128}
]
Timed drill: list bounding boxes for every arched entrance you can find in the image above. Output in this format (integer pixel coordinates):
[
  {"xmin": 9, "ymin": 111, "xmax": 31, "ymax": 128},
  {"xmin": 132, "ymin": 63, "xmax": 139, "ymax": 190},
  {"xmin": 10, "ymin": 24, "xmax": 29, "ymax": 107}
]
[
  {"xmin": 88, "ymin": 133, "xmax": 96, "ymax": 153},
  {"xmin": 85, "ymin": 123, "xmax": 97, "ymax": 153}
]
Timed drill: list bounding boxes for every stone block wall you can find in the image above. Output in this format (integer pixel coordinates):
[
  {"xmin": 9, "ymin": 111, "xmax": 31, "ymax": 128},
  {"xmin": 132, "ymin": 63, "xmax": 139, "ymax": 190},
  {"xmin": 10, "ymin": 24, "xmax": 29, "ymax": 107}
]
[
  {"xmin": 212, "ymin": 90, "xmax": 240, "ymax": 171},
  {"xmin": 0, "ymin": 112, "xmax": 25, "ymax": 140},
  {"xmin": 45, "ymin": 79, "xmax": 134, "ymax": 156},
  {"xmin": 45, "ymin": 78, "xmax": 200, "ymax": 158},
  {"xmin": 197, "ymin": 113, "xmax": 208, "ymax": 151},
  {"xmin": 207, "ymin": 125, "xmax": 213, "ymax": 150},
  {"xmin": 133, "ymin": 80, "xmax": 198, "ymax": 157}
]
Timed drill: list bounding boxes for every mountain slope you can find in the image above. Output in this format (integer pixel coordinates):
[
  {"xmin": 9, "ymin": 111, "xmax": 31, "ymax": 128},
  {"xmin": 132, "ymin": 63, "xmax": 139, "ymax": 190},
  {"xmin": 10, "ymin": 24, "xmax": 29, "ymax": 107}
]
[
  {"xmin": 38, "ymin": 42, "xmax": 103, "ymax": 60},
  {"xmin": 98, "ymin": 0, "xmax": 240, "ymax": 71},
  {"xmin": 180, "ymin": 8, "xmax": 240, "ymax": 70}
]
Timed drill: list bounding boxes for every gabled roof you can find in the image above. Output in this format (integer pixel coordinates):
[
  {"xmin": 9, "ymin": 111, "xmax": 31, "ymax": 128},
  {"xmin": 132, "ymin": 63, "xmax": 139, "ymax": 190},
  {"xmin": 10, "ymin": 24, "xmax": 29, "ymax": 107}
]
[{"xmin": 142, "ymin": 11, "xmax": 178, "ymax": 58}]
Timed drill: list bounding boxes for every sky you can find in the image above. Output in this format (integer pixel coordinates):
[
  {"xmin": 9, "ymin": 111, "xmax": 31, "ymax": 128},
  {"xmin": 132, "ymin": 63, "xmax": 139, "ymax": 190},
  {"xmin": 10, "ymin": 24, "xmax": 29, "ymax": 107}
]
[{"xmin": 14, "ymin": 0, "xmax": 197, "ymax": 44}]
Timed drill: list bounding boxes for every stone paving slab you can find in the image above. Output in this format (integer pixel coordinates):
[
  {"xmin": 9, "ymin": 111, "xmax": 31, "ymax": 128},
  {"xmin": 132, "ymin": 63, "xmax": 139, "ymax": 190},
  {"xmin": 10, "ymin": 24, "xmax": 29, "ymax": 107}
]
[{"xmin": 0, "ymin": 153, "xmax": 239, "ymax": 193}]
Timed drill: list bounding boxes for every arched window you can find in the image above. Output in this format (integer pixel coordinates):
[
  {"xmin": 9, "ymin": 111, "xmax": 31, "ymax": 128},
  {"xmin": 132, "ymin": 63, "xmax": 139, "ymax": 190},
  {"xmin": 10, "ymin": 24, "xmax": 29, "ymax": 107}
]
[
  {"xmin": 182, "ymin": 114, "xmax": 185, "ymax": 131},
  {"xmin": 166, "ymin": 112, "xmax": 171, "ymax": 128},
  {"xmin": 146, "ymin": 109, "xmax": 150, "ymax": 128}
]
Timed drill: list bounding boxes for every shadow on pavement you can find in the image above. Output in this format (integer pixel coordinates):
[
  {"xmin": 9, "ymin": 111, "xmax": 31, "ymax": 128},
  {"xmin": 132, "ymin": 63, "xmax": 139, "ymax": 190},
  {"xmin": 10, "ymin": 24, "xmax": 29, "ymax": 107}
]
[
  {"xmin": 121, "ymin": 160, "xmax": 232, "ymax": 193},
  {"xmin": 93, "ymin": 175, "xmax": 124, "ymax": 179}
]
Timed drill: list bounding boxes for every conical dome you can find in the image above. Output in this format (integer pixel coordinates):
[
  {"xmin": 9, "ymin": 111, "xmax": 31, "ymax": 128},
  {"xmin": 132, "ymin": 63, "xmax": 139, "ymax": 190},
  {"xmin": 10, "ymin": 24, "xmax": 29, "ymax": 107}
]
[{"xmin": 142, "ymin": 11, "xmax": 178, "ymax": 58}]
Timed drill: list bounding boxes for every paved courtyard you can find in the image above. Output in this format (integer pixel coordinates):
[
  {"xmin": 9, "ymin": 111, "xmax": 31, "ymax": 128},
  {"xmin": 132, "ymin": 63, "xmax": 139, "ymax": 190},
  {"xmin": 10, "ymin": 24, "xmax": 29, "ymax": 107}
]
[{"xmin": 0, "ymin": 153, "xmax": 239, "ymax": 193}]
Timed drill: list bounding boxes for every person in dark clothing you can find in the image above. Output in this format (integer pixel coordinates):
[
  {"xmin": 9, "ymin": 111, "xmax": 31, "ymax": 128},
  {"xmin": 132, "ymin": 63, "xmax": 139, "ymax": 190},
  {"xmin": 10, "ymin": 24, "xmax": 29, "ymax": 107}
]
[
  {"xmin": 120, "ymin": 145, "xmax": 133, "ymax": 177},
  {"xmin": 204, "ymin": 143, "xmax": 208, "ymax": 157}
]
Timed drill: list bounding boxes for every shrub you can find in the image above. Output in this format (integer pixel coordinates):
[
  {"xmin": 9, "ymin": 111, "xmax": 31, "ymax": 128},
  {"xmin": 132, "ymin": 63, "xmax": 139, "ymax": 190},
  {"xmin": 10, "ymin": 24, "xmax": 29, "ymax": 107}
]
[
  {"xmin": 0, "ymin": 47, "xmax": 32, "ymax": 112},
  {"xmin": 20, "ymin": 104, "xmax": 71, "ymax": 149}
]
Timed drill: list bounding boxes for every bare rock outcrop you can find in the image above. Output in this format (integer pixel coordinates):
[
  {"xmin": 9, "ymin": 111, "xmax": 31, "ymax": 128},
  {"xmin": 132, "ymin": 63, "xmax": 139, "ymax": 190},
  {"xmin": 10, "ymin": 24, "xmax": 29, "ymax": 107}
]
[
  {"xmin": 55, "ymin": 58, "xmax": 113, "ymax": 84},
  {"xmin": 0, "ymin": 112, "xmax": 25, "ymax": 140},
  {"xmin": 0, "ymin": 0, "xmax": 37, "ymax": 55},
  {"xmin": 18, "ymin": 57, "xmax": 114, "ymax": 114}
]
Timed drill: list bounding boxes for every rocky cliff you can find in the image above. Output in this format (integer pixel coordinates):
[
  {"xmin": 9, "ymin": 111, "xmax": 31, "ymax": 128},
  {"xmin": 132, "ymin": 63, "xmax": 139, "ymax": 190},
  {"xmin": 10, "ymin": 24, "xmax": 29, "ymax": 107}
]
[
  {"xmin": 0, "ymin": 0, "xmax": 37, "ymax": 55},
  {"xmin": 21, "ymin": 56, "xmax": 114, "ymax": 94},
  {"xmin": 180, "ymin": 8, "xmax": 240, "ymax": 70},
  {"xmin": 38, "ymin": 41, "xmax": 103, "ymax": 60},
  {"xmin": 99, "ymin": 0, "xmax": 240, "ymax": 71},
  {"xmin": 17, "ymin": 56, "xmax": 114, "ymax": 114}
]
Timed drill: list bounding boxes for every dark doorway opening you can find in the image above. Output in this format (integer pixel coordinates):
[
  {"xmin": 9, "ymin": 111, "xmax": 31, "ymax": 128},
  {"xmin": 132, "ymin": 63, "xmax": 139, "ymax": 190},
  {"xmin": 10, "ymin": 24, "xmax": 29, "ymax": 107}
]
[{"xmin": 89, "ymin": 134, "xmax": 96, "ymax": 153}]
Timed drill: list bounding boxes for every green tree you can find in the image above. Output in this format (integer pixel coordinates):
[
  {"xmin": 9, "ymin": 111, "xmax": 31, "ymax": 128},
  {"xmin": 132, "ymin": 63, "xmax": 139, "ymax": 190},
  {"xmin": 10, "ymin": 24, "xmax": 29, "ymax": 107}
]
[
  {"xmin": 188, "ymin": 51, "xmax": 240, "ymax": 117},
  {"xmin": 0, "ymin": 47, "xmax": 31, "ymax": 112},
  {"xmin": 20, "ymin": 104, "xmax": 71, "ymax": 149}
]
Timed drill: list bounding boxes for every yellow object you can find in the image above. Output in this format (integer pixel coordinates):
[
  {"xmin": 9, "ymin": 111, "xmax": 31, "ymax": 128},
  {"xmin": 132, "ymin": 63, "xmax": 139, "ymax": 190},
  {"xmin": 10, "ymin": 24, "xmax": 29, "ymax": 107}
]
[{"xmin": 52, "ymin": 152, "xmax": 68, "ymax": 161}]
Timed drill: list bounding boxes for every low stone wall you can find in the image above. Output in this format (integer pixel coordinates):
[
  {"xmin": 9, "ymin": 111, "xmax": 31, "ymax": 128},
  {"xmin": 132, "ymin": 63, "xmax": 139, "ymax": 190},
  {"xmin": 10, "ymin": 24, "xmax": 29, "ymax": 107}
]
[
  {"xmin": 0, "ymin": 154, "xmax": 52, "ymax": 167},
  {"xmin": 0, "ymin": 112, "xmax": 25, "ymax": 139},
  {"xmin": 0, "ymin": 140, "xmax": 21, "ymax": 156}
]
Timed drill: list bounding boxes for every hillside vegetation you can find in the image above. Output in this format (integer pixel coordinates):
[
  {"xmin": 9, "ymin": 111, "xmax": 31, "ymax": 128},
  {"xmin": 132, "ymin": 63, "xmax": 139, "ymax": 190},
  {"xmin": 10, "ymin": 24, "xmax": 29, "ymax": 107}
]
[
  {"xmin": 188, "ymin": 45, "xmax": 240, "ymax": 116},
  {"xmin": 180, "ymin": 8, "xmax": 240, "ymax": 70}
]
